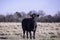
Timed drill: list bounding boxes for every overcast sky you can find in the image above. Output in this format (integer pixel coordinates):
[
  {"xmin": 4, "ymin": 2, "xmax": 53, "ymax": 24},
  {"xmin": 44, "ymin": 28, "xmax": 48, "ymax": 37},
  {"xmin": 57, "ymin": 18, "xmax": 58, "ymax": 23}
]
[{"xmin": 0, "ymin": 0, "xmax": 60, "ymax": 15}]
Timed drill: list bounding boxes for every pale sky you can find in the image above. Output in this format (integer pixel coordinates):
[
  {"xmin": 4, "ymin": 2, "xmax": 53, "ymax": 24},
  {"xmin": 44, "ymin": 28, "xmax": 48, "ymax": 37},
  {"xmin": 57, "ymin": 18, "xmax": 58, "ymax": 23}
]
[{"xmin": 0, "ymin": 0, "xmax": 60, "ymax": 15}]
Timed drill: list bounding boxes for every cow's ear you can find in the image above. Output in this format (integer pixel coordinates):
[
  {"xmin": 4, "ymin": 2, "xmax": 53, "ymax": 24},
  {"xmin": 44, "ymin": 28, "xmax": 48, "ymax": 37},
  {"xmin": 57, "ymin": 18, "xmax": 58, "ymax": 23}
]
[{"xmin": 37, "ymin": 15, "xmax": 39, "ymax": 17}]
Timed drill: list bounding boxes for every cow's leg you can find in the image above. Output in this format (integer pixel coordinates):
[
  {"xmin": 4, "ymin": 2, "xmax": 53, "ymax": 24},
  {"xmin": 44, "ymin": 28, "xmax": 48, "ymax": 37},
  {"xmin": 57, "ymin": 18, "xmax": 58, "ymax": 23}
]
[
  {"xmin": 29, "ymin": 31, "xmax": 32, "ymax": 39},
  {"xmin": 23, "ymin": 30, "xmax": 25, "ymax": 38},
  {"xmin": 33, "ymin": 30, "xmax": 36, "ymax": 39},
  {"xmin": 26, "ymin": 31, "xmax": 28, "ymax": 39}
]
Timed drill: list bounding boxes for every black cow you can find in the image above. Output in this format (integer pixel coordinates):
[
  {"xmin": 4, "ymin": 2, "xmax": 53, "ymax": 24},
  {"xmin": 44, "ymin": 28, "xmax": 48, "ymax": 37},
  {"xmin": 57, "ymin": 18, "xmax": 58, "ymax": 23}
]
[{"xmin": 22, "ymin": 14, "xmax": 39, "ymax": 39}]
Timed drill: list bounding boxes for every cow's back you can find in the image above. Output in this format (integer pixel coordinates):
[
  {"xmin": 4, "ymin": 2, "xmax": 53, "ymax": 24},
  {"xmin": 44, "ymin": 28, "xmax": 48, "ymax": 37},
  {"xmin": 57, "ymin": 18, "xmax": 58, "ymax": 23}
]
[{"xmin": 22, "ymin": 18, "xmax": 35, "ymax": 31}]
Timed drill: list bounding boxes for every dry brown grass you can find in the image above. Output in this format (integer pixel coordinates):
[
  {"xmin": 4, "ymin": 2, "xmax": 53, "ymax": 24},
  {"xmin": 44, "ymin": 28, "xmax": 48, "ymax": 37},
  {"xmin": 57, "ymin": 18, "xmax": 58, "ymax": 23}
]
[{"xmin": 0, "ymin": 22, "xmax": 60, "ymax": 40}]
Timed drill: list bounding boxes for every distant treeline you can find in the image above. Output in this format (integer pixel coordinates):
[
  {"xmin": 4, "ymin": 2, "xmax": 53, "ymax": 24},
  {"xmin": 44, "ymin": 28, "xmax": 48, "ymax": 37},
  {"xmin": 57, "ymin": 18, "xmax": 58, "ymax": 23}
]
[{"xmin": 0, "ymin": 10, "xmax": 60, "ymax": 22}]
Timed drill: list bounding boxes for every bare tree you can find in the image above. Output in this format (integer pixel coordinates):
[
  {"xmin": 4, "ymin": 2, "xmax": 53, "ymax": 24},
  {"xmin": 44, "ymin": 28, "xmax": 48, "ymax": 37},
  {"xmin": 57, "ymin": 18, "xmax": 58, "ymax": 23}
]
[
  {"xmin": 38, "ymin": 10, "xmax": 46, "ymax": 17},
  {"xmin": 53, "ymin": 11, "xmax": 60, "ymax": 22},
  {"xmin": 0, "ymin": 15, "xmax": 5, "ymax": 22}
]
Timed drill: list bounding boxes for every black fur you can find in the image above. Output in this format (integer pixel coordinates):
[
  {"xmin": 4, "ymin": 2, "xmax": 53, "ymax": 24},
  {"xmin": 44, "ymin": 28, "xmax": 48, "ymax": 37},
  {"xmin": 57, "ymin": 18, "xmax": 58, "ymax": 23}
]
[{"xmin": 22, "ymin": 14, "xmax": 39, "ymax": 39}]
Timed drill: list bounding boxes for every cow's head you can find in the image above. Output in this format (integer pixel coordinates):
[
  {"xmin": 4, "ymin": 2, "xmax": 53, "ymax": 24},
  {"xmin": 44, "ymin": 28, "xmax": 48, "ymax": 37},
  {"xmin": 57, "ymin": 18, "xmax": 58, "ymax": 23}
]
[{"xmin": 30, "ymin": 13, "xmax": 39, "ymax": 19}]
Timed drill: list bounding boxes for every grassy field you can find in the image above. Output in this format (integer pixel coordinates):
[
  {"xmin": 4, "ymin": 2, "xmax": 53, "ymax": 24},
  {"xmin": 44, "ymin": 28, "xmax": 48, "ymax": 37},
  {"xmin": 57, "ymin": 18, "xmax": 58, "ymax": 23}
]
[{"xmin": 0, "ymin": 22, "xmax": 60, "ymax": 40}]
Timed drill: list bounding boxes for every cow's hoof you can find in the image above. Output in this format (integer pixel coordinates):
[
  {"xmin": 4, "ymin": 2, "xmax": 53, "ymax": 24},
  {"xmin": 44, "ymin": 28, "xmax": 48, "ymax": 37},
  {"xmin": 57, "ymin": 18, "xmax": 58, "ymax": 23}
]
[
  {"xmin": 23, "ymin": 36, "xmax": 25, "ymax": 38},
  {"xmin": 33, "ymin": 37, "xmax": 35, "ymax": 39},
  {"xmin": 27, "ymin": 37, "xmax": 29, "ymax": 39},
  {"xmin": 23, "ymin": 37, "xmax": 25, "ymax": 38},
  {"xmin": 30, "ymin": 37, "xmax": 32, "ymax": 39},
  {"xmin": 33, "ymin": 38, "xmax": 35, "ymax": 39}
]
